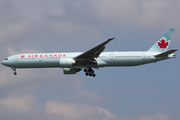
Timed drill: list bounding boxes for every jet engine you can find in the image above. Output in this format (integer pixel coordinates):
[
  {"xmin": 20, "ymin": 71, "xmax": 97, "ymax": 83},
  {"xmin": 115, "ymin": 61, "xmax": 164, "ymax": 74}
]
[
  {"xmin": 59, "ymin": 58, "xmax": 75, "ymax": 68},
  {"xmin": 63, "ymin": 68, "xmax": 81, "ymax": 74}
]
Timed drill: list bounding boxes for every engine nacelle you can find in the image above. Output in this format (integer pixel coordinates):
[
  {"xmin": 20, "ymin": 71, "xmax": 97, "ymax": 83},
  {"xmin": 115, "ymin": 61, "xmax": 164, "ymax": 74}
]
[
  {"xmin": 96, "ymin": 59, "xmax": 107, "ymax": 67},
  {"xmin": 59, "ymin": 58, "xmax": 75, "ymax": 68},
  {"xmin": 63, "ymin": 68, "xmax": 79, "ymax": 74}
]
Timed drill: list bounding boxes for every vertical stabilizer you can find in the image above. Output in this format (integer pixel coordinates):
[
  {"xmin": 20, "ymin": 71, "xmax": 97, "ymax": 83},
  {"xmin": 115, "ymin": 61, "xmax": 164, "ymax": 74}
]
[{"xmin": 148, "ymin": 29, "xmax": 175, "ymax": 52}]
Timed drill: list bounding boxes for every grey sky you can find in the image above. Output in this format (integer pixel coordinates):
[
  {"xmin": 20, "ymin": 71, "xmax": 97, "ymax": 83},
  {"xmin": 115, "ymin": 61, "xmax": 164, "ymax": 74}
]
[{"xmin": 0, "ymin": 0, "xmax": 180, "ymax": 120}]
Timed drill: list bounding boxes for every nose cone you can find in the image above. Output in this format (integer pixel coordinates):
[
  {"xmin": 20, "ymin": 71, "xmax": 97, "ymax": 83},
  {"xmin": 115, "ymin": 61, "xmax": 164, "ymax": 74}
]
[
  {"xmin": 1, "ymin": 60, "xmax": 5, "ymax": 65},
  {"xmin": 1, "ymin": 60, "xmax": 8, "ymax": 66}
]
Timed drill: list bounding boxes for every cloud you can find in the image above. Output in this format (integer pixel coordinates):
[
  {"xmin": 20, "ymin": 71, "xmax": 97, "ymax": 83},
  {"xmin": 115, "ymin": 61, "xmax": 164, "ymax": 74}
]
[
  {"xmin": 90, "ymin": 0, "xmax": 180, "ymax": 29},
  {"xmin": 0, "ymin": 0, "xmax": 28, "ymax": 42},
  {"xmin": 74, "ymin": 90, "xmax": 104, "ymax": 103},
  {"xmin": 45, "ymin": 100, "xmax": 118, "ymax": 120},
  {"xmin": 0, "ymin": 94, "xmax": 172, "ymax": 120},
  {"xmin": 0, "ymin": 95, "xmax": 42, "ymax": 114},
  {"xmin": 7, "ymin": 46, "xmax": 43, "ymax": 56},
  {"xmin": 122, "ymin": 113, "xmax": 172, "ymax": 120},
  {"xmin": 1, "ymin": 0, "xmax": 179, "ymax": 51},
  {"xmin": 14, "ymin": 0, "xmax": 65, "ymax": 21},
  {"xmin": 97, "ymin": 107, "xmax": 119, "ymax": 120},
  {"xmin": 0, "ymin": 68, "xmax": 29, "ymax": 88},
  {"xmin": 138, "ymin": 113, "xmax": 172, "ymax": 120},
  {"xmin": 0, "ymin": 94, "xmax": 118, "ymax": 120},
  {"xmin": 0, "ymin": 0, "xmax": 103, "ymax": 51}
]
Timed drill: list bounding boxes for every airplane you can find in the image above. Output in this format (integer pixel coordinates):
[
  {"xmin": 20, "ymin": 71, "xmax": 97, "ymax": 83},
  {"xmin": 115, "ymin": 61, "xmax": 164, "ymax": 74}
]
[{"xmin": 1, "ymin": 29, "xmax": 178, "ymax": 77}]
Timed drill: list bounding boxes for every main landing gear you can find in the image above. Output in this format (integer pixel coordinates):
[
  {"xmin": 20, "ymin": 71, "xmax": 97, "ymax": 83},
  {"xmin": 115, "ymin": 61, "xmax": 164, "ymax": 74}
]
[
  {"xmin": 84, "ymin": 68, "xmax": 96, "ymax": 77},
  {"xmin": 11, "ymin": 67, "xmax": 17, "ymax": 75}
]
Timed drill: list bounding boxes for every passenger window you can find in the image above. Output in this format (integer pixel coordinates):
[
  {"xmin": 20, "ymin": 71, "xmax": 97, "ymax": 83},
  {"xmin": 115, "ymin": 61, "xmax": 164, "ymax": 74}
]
[{"xmin": 4, "ymin": 58, "xmax": 8, "ymax": 60}]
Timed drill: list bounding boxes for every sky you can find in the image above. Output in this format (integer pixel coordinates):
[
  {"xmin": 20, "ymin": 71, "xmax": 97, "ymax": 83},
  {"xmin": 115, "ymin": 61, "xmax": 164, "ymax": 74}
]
[{"xmin": 0, "ymin": 0, "xmax": 180, "ymax": 120}]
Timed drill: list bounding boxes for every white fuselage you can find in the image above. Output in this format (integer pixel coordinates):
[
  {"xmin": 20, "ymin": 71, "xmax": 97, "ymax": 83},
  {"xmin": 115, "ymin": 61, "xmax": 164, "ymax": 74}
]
[{"xmin": 1, "ymin": 51, "xmax": 175, "ymax": 69}]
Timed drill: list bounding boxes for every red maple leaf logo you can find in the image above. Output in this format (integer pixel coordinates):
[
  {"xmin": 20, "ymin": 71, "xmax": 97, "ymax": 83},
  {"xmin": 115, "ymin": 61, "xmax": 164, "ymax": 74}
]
[
  {"xmin": 21, "ymin": 55, "xmax": 25, "ymax": 58},
  {"xmin": 157, "ymin": 39, "xmax": 169, "ymax": 49}
]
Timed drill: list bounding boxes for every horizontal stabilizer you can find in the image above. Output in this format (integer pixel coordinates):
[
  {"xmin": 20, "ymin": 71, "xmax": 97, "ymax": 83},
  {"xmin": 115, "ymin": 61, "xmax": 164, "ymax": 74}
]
[{"xmin": 154, "ymin": 49, "xmax": 178, "ymax": 57}]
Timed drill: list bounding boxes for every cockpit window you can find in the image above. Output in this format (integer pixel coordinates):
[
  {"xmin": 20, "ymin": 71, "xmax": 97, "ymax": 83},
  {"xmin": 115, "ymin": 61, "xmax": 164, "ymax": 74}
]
[{"xmin": 4, "ymin": 58, "xmax": 8, "ymax": 60}]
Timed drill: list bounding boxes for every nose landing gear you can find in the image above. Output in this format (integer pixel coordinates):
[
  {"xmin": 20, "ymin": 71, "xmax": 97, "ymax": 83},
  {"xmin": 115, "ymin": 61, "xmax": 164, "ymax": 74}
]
[
  {"xmin": 84, "ymin": 68, "xmax": 96, "ymax": 77},
  {"xmin": 14, "ymin": 71, "xmax": 17, "ymax": 75},
  {"xmin": 11, "ymin": 67, "xmax": 17, "ymax": 75}
]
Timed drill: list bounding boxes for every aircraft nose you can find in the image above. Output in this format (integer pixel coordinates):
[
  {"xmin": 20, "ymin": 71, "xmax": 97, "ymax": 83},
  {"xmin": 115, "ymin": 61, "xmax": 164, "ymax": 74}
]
[
  {"xmin": 1, "ymin": 60, "xmax": 8, "ymax": 66},
  {"xmin": 1, "ymin": 60, "xmax": 5, "ymax": 65}
]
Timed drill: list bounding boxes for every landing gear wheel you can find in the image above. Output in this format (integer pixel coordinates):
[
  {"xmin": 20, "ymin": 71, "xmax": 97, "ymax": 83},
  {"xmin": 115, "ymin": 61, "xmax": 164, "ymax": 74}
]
[
  {"xmin": 84, "ymin": 68, "xmax": 96, "ymax": 77},
  {"xmin": 84, "ymin": 69, "xmax": 87, "ymax": 72},
  {"xmin": 85, "ymin": 72, "xmax": 89, "ymax": 76},
  {"xmin": 13, "ymin": 72, "xmax": 17, "ymax": 75},
  {"xmin": 11, "ymin": 68, "xmax": 17, "ymax": 75}
]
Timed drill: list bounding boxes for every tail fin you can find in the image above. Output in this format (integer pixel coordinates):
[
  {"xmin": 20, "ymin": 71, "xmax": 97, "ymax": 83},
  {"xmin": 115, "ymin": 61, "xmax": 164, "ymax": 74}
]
[{"xmin": 148, "ymin": 29, "xmax": 175, "ymax": 52}]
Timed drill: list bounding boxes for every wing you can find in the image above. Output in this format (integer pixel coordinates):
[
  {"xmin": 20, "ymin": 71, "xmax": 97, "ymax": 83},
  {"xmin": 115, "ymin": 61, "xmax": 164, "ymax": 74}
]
[{"xmin": 75, "ymin": 38, "xmax": 115, "ymax": 60}]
